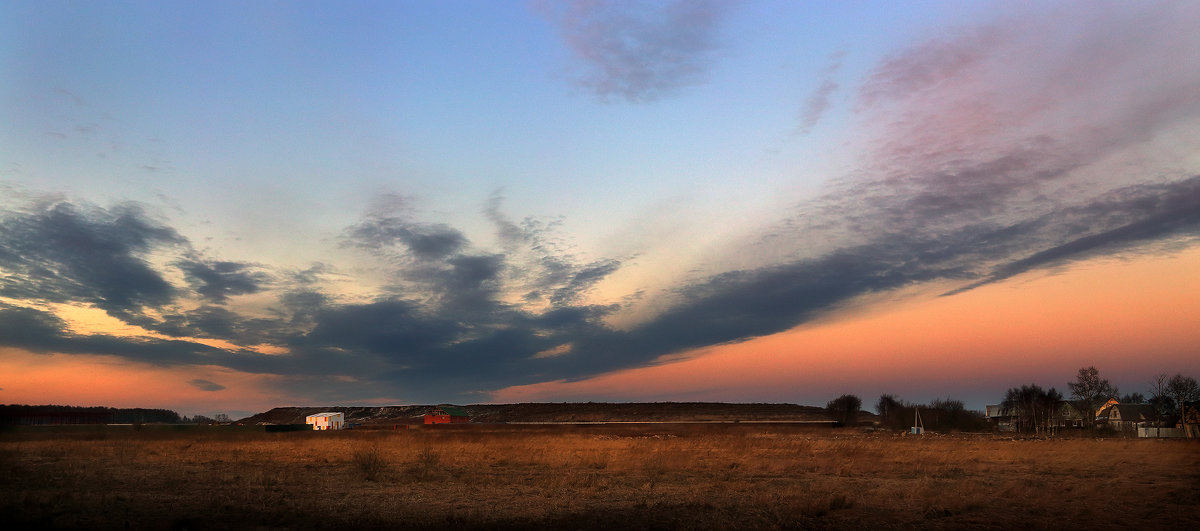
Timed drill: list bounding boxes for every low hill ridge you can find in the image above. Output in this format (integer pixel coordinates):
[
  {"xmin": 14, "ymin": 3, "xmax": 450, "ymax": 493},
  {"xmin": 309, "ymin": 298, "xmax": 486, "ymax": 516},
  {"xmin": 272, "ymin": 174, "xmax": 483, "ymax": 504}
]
[{"xmin": 238, "ymin": 402, "xmax": 833, "ymax": 425}]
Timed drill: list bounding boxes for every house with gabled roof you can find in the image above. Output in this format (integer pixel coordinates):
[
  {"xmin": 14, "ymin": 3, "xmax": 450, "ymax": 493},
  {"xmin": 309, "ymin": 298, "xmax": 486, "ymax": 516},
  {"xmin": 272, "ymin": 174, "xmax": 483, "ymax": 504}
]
[
  {"xmin": 1094, "ymin": 397, "xmax": 1120, "ymax": 420},
  {"xmin": 985, "ymin": 404, "xmax": 1017, "ymax": 431},
  {"xmin": 424, "ymin": 405, "xmax": 469, "ymax": 424},
  {"xmin": 1057, "ymin": 401, "xmax": 1088, "ymax": 429},
  {"xmin": 985, "ymin": 401, "xmax": 1087, "ymax": 432},
  {"xmin": 1100, "ymin": 403, "xmax": 1160, "ymax": 432}
]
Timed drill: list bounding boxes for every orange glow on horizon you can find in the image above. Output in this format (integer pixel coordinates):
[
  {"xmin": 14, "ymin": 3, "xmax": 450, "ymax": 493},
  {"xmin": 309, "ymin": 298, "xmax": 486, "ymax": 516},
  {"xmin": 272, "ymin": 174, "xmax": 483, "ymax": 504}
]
[
  {"xmin": 0, "ymin": 349, "xmax": 293, "ymax": 417},
  {"xmin": 492, "ymin": 248, "xmax": 1200, "ymax": 404}
]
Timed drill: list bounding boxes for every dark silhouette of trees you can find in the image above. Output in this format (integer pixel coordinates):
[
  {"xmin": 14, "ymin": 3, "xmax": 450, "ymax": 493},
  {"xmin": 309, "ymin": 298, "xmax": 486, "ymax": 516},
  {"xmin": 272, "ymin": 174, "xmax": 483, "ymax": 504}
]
[
  {"xmin": 1068, "ymin": 366, "xmax": 1117, "ymax": 427},
  {"xmin": 1151, "ymin": 373, "xmax": 1199, "ymax": 436},
  {"xmin": 1166, "ymin": 374, "xmax": 1199, "ymax": 421},
  {"xmin": 0, "ymin": 405, "xmax": 181, "ymax": 425},
  {"xmin": 1149, "ymin": 373, "xmax": 1176, "ymax": 418},
  {"xmin": 189, "ymin": 415, "xmax": 216, "ymax": 424},
  {"xmin": 1138, "ymin": 372, "xmax": 1200, "ymax": 439},
  {"xmin": 826, "ymin": 394, "xmax": 862, "ymax": 426},
  {"xmin": 922, "ymin": 398, "xmax": 989, "ymax": 432},
  {"xmin": 1120, "ymin": 392, "xmax": 1146, "ymax": 404},
  {"xmin": 1003, "ymin": 384, "xmax": 1063, "ymax": 433},
  {"xmin": 875, "ymin": 394, "xmax": 902, "ymax": 424},
  {"xmin": 1165, "ymin": 374, "xmax": 1199, "ymax": 403},
  {"xmin": 873, "ymin": 394, "xmax": 988, "ymax": 432}
]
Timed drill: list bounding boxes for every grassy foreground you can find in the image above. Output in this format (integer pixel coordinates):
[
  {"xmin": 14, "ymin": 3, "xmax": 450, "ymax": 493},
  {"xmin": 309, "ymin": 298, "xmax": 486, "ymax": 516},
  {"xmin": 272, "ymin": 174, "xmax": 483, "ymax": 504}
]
[{"xmin": 3, "ymin": 424, "xmax": 1198, "ymax": 529}]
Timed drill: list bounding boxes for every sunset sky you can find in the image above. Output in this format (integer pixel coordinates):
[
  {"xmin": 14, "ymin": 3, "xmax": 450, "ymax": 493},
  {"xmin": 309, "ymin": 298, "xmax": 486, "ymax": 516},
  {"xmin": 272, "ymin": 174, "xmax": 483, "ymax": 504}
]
[{"xmin": 2, "ymin": 1, "xmax": 1199, "ymax": 419}]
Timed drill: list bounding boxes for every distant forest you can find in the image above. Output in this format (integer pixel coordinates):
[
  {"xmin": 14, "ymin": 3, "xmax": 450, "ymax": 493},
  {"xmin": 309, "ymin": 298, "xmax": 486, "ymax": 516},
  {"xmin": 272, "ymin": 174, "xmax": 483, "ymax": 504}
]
[{"xmin": 0, "ymin": 404, "xmax": 182, "ymax": 425}]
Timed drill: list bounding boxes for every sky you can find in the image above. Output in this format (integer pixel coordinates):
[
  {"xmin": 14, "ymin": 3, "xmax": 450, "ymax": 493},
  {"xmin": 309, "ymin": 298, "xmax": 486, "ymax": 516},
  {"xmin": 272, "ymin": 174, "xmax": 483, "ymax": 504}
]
[{"xmin": 2, "ymin": 0, "xmax": 1199, "ymax": 419}]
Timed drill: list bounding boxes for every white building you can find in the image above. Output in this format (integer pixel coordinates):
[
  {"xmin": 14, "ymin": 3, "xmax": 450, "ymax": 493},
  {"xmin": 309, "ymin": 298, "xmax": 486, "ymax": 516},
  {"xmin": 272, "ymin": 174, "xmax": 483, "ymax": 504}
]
[{"xmin": 305, "ymin": 412, "xmax": 345, "ymax": 430}]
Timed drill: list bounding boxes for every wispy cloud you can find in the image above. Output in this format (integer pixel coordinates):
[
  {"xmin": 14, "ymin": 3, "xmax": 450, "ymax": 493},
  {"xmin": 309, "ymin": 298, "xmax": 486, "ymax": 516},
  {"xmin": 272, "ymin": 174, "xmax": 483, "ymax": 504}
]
[
  {"xmin": 540, "ymin": 0, "xmax": 732, "ymax": 102},
  {"xmin": 796, "ymin": 54, "xmax": 843, "ymax": 134},
  {"xmin": 188, "ymin": 379, "xmax": 226, "ymax": 392}
]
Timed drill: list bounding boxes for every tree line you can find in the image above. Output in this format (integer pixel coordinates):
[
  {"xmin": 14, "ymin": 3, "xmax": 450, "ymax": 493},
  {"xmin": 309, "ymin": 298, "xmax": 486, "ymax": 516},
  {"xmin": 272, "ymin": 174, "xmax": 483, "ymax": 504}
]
[
  {"xmin": 0, "ymin": 404, "xmax": 182, "ymax": 425},
  {"xmin": 823, "ymin": 366, "xmax": 1199, "ymax": 433},
  {"xmin": 0, "ymin": 405, "xmax": 240, "ymax": 425},
  {"xmin": 1001, "ymin": 367, "xmax": 1199, "ymax": 433},
  {"xmin": 824, "ymin": 394, "xmax": 990, "ymax": 431}
]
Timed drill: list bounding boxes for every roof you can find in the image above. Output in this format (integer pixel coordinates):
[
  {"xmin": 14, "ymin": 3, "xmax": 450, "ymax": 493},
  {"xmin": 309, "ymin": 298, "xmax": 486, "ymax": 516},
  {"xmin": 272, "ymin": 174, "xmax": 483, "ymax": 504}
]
[
  {"xmin": 1106, "ymin": 404, "xmax": 1159, "ymax": 422},
  {"xmin": 306, "ymin": 412, "xmax": 343, "ymax": 419},
  {"xmin": 1057, "ymin": 402, "xmax": 1086, "ymax": 418},
  {"xmin": 985, "ymin": 405, "xmax": 1012, "ymax": 418},
  {"xmin": 433, "ymin": 405, "xmax": 469, "ymax": 417},
  {"xmin": 986, "ymin": 401, "xmax": 1082, "ymax": 418}
]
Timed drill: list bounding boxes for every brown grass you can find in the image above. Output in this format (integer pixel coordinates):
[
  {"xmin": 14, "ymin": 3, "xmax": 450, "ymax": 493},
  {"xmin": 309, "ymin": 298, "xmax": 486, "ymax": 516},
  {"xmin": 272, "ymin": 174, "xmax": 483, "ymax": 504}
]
[{"xmin": 2, "ymin": 424, "xmax": 1198, "ymax": 529}]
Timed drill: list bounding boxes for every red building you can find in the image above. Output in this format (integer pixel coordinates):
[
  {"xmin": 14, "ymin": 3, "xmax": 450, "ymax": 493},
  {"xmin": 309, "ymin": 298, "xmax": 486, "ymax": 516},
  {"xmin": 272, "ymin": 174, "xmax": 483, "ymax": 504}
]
[{"xmin": 424, "ymin": 405, "xmax": 470, "ymax": 424}]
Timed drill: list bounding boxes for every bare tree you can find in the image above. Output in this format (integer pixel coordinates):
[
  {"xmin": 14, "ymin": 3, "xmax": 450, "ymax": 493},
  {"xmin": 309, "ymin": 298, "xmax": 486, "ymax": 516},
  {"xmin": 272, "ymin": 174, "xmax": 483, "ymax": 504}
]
[
  {"xmin": 1150, "ymin": 373, "xmax": 1175, "ymax": 417},
  {"xmin": 1068, "ymin": 366, "xmax": 1117, "ymax": 428},
  {"xmin": 1166, "ymin": 374, "xmax": 1199, "ymax": 437},
  {"xmin": 1040, "ymin": 387, "xmax": 1064, "ymax": 434},
  {"xmin": 875, "ymin": 394, "xmax": 902, "ymax": 424}
]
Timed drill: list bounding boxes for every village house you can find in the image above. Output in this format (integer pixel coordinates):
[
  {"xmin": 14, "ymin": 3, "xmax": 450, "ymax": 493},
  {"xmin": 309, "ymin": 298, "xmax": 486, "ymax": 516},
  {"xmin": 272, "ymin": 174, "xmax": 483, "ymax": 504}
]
[
  {"xmin": 1093, "ymin": 397, "xmax": 1120, "ymax": 422},
  {"xmin": 305, "ymin": 412, "xmax": 345, "ymax": 430},
  {"xmin": 985, "ymin": 401, "xmax": 1087, "ymax": 432},
  {"xmin": 985, "ymin": 404, "xmax": 1017, "ymax": 431},
  {"xmin": 424, "ymin": 405, "xmax": 470, "ymax": 424},
  {"xmin": 1098, "ymin": 403, "xmax": 1160, "ymax": 432},
  {"xmin": 1055, "ymin": 401, "xmax": 1087, "ymax": 429}
]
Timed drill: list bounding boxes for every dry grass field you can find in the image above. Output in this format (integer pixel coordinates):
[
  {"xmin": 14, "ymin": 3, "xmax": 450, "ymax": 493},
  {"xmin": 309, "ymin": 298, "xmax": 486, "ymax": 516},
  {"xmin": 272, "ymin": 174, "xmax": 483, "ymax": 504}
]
[{"xmin": 3, "ymin": 424, "xmax": 1198, "ymax": 530}]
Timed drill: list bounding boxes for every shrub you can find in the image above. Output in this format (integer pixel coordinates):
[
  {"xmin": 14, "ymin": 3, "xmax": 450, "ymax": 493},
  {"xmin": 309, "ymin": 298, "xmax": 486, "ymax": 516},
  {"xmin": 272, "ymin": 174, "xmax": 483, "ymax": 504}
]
[
  {"xmin": 352, "ymin": 445, "xmax": 387, "ymax": 481},
  {"xmin": 408, "ymin": 447, "xmax": 440, "ymax": 480},
  {"xmin": 826, "ymin": 394, "xmax": 862, "ymax": 426}
]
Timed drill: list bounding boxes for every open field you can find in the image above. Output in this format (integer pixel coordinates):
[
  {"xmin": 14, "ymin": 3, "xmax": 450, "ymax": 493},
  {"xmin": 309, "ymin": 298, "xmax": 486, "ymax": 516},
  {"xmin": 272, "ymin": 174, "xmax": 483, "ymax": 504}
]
[{"xmin": 3, "ymin": 424, "xmax": 1198, "ymax": 530}]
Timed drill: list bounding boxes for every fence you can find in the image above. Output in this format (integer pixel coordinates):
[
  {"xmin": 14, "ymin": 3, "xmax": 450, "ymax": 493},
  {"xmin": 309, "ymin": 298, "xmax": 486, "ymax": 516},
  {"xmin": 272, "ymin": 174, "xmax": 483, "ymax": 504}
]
[{"xmin": 1137, "ymin": 427, "xmax": 1184, "ymax": 438}]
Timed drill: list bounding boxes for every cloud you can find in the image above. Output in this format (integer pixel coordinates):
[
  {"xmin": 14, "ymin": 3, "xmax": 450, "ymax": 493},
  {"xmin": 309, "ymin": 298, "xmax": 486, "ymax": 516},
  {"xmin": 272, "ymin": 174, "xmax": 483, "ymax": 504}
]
[
  {"xmin": 797, "ymin": 55, "xmax": 843, "ymax": 134},
  {"xmin": 0, "ymin": 304, "xmax": 70, "ymax": 350},
  {"xmin": 541, "ymin": 0, "xmax": 731, "ymax": 102},
  {"xmin": 0, "ymin": 303, "xmax": 224, "ymax": 364},
  {"xmin": 188, "ymin": 379, "xmax": 226, "ymax": 392},
  {"xmin": 482, "ymin": 194, "xmax": 623, "ymax": 308},
  {"xmin": 945, "ymin": 176, "xmax": 1200, "ymax": 295},
  {"xmin": 852, "ymin": 1, "xmax": 1200, "ymax": 204},
  {"xmin": 3, "ymin": 174, "xmax": 1198, "ymax": 402},
  {"xmin": 797, "ymin": 78, "xmax": 837, "ymax": 135},
  {"xmin": 769, "ymin": 2, "xmax": 1200, "ymax": 253},
  {"xmin": 0, "ymin": 201, "xmax": 183, "ymax": 315},
  {"xmin": 177, "ymin": 259, "xmax": 271, "ymax": 303},
  {"xmin": 346, "ymin": 194, "xmax": 467, "ymax": 261}
]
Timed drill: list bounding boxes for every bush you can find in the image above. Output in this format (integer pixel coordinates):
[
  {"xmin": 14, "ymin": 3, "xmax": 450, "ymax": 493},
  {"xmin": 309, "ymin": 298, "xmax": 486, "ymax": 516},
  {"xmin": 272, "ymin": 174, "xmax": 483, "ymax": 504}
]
[
  {"xmin": 826, "ymin": 394, "xmax": 862, "ymax": 426},
  {"xmin": 353, "ymin": 445, "xmax": 387, "ymax": 481},
  {"xmin": 409, "ymin": 447, "xmax": 440, "ymax": 480}
]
